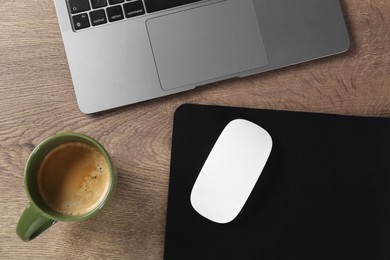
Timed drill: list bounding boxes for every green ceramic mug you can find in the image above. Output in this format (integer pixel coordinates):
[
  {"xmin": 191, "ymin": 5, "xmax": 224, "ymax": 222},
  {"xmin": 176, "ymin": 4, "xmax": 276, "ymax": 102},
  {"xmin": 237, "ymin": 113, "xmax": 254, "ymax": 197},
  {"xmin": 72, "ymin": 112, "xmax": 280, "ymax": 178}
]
[{"xmin": 16, "ymin": 132, "xmax": 116, "ymax": 241}]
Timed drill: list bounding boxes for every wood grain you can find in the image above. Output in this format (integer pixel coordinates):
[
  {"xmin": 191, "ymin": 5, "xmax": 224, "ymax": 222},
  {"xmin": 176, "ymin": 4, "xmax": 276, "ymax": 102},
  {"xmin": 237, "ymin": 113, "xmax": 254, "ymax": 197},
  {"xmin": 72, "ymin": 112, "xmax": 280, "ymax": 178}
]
[{"xmin": 1, "ymin": 0, "xmax": 389, "ymax": 259}]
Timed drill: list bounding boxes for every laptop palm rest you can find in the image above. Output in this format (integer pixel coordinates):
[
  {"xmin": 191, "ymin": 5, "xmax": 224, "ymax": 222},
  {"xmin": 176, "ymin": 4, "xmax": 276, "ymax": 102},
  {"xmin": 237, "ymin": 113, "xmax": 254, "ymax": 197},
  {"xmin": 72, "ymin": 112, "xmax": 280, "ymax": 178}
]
[{"xmin": 146, "ymin": 0, "xmax": 268, "ymax": 91}]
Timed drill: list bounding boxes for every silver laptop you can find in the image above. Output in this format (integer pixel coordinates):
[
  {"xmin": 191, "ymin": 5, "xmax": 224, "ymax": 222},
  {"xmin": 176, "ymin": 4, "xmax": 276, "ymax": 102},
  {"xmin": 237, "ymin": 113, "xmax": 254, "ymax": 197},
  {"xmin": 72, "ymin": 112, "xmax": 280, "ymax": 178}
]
[{"xmin": 53, "ymin": 0, "xmax": 349, "ymax": 114}]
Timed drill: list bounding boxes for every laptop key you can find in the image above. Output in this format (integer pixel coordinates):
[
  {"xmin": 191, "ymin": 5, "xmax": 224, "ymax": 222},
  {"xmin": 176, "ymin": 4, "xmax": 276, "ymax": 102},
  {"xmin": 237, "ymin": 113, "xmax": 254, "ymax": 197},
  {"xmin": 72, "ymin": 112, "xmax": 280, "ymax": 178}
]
[
  {"xmin": 123, "ymin": 1, "xmax": 145, "ymax": 18},
  {"xmin": 68, "ymin": 0, "xmax": 91, "ymax": 14},
  {"xmin": 72, "ymin": 13, "xmax": 90, "ymax": 30},
  {"xmin": 143, "ymin": 0, "xmax": 202, "ymax": 13},
  {"xmin": 91, "ymin": 0, "xmax": 108, "ymax": 9},
  {"xmin": 108, "ymin": 0, "xmax": 124, "ymax": 5},
  {"xmin": 90, "ymin": 9, "xmax": 108, "ymax": 26},
  {"xmin": 107, "ymin": 5, "xmax": 124, "ymax": 22}
]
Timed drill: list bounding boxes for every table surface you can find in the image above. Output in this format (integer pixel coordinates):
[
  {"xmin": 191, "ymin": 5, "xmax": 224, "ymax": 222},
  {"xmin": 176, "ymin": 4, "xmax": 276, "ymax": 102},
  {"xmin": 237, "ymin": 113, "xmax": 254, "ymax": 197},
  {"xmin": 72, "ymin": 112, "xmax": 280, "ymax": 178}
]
[{"xmin": 1, "ymin": 0, "xmax": 389, "ymax": 258}]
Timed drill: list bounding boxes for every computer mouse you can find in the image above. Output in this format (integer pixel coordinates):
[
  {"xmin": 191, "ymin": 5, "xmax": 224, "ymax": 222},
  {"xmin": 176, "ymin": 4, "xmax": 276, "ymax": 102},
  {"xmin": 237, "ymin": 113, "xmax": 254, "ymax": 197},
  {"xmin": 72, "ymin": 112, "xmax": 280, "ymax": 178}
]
[{"xmin": 190, "ymin": 119, "xmax": 272, "ymax": 224}]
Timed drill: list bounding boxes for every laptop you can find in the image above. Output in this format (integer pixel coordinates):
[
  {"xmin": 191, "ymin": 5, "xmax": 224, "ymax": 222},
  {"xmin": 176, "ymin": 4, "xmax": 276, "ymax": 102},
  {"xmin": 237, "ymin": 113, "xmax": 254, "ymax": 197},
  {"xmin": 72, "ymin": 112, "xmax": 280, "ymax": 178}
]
[{"xmin": 53, "ymin": 0, "xmax": 349, "ymax": 114}]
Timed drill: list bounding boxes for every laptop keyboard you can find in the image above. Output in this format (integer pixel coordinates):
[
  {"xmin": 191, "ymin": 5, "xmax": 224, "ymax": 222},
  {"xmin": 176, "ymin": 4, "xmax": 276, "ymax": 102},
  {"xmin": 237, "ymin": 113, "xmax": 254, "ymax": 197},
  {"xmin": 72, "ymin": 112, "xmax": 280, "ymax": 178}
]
[{"xmin": 67, "ymin": 0, "xmax": 202, "ymax": 31}]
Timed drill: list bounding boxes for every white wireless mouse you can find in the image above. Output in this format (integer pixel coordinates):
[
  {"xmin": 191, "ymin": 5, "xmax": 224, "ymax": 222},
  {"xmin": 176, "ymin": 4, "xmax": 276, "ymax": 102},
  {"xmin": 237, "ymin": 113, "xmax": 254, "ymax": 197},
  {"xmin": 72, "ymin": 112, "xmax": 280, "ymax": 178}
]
[{"xmin": 190, "ymin": 119, "xmax": 272, "ymax": 224}]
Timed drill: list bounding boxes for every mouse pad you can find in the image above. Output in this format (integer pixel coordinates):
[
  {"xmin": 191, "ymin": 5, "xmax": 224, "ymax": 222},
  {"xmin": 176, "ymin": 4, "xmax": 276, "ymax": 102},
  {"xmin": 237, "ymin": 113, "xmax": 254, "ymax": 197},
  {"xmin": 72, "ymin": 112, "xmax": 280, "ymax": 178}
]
[{"xmin": 164, "ymin": 104, "xmax": 390, "ymax": 259}]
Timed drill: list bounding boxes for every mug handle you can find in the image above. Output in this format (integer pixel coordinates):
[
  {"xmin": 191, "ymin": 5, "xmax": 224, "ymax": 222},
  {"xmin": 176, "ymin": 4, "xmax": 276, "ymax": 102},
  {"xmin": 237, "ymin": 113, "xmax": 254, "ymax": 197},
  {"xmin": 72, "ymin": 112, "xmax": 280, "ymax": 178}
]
[{"xmin": 16, "ymin": 203, "xmax": 56, "ymax": 241}]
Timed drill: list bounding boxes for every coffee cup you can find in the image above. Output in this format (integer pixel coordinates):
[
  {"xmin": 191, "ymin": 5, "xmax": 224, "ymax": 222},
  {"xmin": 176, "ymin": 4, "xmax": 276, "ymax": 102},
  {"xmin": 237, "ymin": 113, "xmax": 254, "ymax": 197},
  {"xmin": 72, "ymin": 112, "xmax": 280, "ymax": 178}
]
[{"xmin": 16, "ymin": 132, "xmax": 116, "ymax": 241}]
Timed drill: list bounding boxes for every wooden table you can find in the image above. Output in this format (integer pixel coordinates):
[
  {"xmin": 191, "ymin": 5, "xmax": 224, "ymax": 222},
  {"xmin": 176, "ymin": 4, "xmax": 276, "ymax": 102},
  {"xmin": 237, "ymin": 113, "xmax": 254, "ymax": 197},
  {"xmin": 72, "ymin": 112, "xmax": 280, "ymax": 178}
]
[{"xmin": 1, "ymin": 0, "xmax": 389, "ymax": 258}]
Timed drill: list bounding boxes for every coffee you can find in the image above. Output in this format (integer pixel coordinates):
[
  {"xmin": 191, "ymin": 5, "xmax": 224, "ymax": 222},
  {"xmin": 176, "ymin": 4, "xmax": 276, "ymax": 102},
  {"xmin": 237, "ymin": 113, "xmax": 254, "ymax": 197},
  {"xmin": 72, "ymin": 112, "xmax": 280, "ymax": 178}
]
[{"xmin": 37, "ymin": 142, "xmax": 110, "ymax": 216}]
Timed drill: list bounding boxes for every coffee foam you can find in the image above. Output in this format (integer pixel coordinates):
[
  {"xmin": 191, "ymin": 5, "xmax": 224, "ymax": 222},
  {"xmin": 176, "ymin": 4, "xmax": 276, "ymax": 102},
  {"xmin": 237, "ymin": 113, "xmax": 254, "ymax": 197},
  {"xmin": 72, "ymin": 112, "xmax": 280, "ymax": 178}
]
[{"xmin": 37, "ymin": 142, "xmax": 110, "ymax": 216}]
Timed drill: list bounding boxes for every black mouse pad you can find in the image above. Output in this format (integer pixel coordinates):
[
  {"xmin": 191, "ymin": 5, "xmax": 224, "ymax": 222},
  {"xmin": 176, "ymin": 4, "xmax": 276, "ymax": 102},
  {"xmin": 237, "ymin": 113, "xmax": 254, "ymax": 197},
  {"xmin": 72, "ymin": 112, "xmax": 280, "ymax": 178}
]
[{"xmin": 164, "ymin": 104, "xmax": 390, "ymax": 260}]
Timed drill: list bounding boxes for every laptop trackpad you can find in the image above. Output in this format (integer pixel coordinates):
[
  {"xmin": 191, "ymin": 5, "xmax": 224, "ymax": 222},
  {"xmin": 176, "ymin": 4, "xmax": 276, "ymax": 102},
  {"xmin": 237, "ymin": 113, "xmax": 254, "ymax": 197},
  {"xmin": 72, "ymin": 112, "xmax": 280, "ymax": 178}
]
[{"xmin": 146, "ymin": 0, "xmax": 268, "ymax": 91}]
